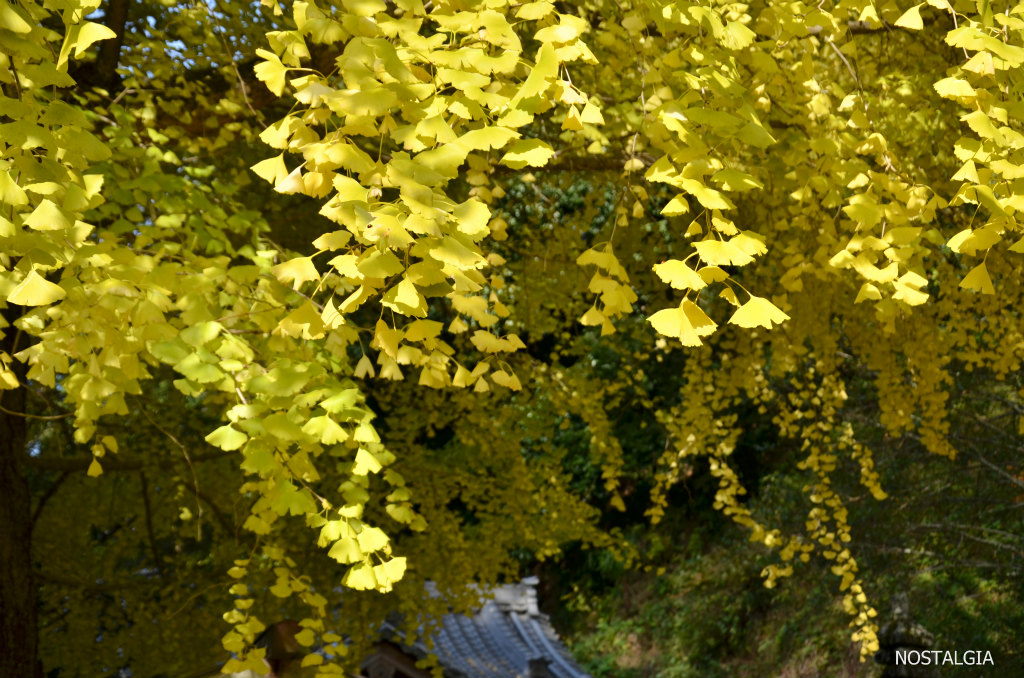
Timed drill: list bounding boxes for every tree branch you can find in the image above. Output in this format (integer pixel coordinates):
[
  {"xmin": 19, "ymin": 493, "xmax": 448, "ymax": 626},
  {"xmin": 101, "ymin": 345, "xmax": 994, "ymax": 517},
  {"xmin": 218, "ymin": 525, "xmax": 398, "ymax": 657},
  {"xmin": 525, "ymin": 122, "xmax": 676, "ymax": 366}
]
[
  {"xmin": 21, "ymin": 450, "xmax": 232, "ymax": 473},
  {"xmin": 0, "ymin": 403, "xmax": 72, "ymax": 421},
  {"xmin": 183, "ymin": 483, "xmax": 237, "ymax": 537},
  {"xmin": 140, "ymin": 473, "xmax": 166, "ymax": 580},
  {"xmin": 35, "ymin": 570, "xmax": 157, "ymax": 594},
  {"xmin": 95, "ymin": 0, "xmax": 129, "ymax": 88},
  {"xmin": 31, "ymin": 472, "xmax": 69, "ymax": 527},
  {"xmin": 806, "ymin": 20, "xmax": 906, "ymax": 37}
]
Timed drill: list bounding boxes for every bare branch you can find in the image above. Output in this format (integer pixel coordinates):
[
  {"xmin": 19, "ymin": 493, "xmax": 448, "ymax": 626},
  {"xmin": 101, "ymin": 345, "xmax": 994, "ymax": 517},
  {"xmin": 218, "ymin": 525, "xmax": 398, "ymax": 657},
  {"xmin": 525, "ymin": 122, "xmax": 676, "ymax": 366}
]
[
  {"xmin": 22, "ymin": 450, "xmax": 231, "ymax": 473},
  {"xmin": 140, "ymin": 473, "xmax": 167, "ymax": 580}
]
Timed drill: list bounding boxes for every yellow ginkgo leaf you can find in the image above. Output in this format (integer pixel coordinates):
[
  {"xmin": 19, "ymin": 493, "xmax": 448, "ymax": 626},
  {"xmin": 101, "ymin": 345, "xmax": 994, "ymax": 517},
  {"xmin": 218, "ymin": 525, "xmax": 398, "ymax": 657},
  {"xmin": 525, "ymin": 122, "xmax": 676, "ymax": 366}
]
[
  {"xmin": 459, "ymin": 126, "xmax": 520, "ymax": 151},
  {"xmin": 356, "ymin": 526, "xmax": 389, "ymax": 552},
  {"xmin": 935, "ymin": 77, "xmax": 976, "ymax": 99},
  {"xmin": 698, "ymin": 266, "xmax": 730, "ymax": 283},
  {"xmin": 254, "ymin": 49, "xmax": 288, "ymax": 96},
  {"xmin": 648, "ymin": 301, "xmax": 716, "ymax": 346},
  {"xmin": 854, "ymin": 282, "xmax": 882, "ymax": 303},
  {"xmin": 681, "ymin": 300, "xmax": 717, "ymax": 336},
  {"xmin": 562, "ymin": 105, "xmax": 583, "ymax": 130},
  {"xmin": 251, "ymin": 154, "xmax": 288, "ymax": 184},
  {"xmin": 352, "ymin": 447, "xmax": 382, "ymax": 475},
  {"xmin": 327, "ymin": 537, "xmax": 362, "ymax": 564},
  {"xmin": 274, "ymin": 165, "xmax": 305, "ymax": 194},
  {"xmin": 680, "ymin": 178, "xmax": 735, "ymax": 210},
  {"xmin": 373, "ymin": 556, "xmax": 407, "ymax": 592},
  {"xmin": 728, "ymin": 296, "xmax": 790, "ymax": 329},
  {"xmin": 516, "ymin": 1, "xmax": 555, "ymax": 20},
  {"xmin": 730, "ymin": 232, "xmax": 767, "ymax": 257},
  {"xmin": 6, "ymin": 270, "xmax": 65, "ymax": 306},
  {"xmin": 205, "ymin": 425, "xmax": 248, "ymax": 451},
  {"xmin": 501, "ymin": 139, "xmax": 555, "ymax": 169},
  {"xmin": 491, "ymin": 370, "xmax": 522, "ymax": 390},
  {"xmin": 58, "ymin": 21, "xmax": 116, "ymax": 68},
  {"xmin": 959, "ymin": 262, "xmax": 995, "ymax": 294},
  {"xmin": 509, "ymin": 42, "xmax": 558, "ymax": 106},
  {"xmin": 652, "ymin": 259, "xmax": 707, "ymax": 291},
  {"xmin": 894, "ymin": 4, "xmax": 924, "ymax": 30},
  {"xmin": 342, "ymin": 562, "xmax": 377, "ymax": 590},
  {"xmin": 694, "ymin": 239, "xmax": 754, "ymax": 266},
  {"xmin": 661, "ymin": 195, "xmax": 689, "ymax": 216},
  {"xmin": 271, "ymin": 256, "xmax": 319, "ymax": 289},
  {"xmin": 354, "ymin": 354, "xmax": 376, "ymax": 378},
  {"xmin": 23, "ymin": 199, "xmax": 70, "ymax": 231},
  {"xmin": 580, "ymin": 100, "xmax": 604, "ymax": 124}
]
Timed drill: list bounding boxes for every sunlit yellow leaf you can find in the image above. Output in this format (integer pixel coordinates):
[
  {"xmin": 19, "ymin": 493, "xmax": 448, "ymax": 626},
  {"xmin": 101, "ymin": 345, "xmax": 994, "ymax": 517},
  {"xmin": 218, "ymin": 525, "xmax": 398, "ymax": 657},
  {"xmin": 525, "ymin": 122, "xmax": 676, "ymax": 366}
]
[
  {"xmin": 535, "ymin": 14, "xmax": 587, "ymax": 44},
  {"xmin": 275, "ymin": 165, "xmax": 305, "ymax": 194},
  {"xmin": 652, "ymin": 259, "xmax": 706, "ymax": 291},
  {"xmin": 516, "ymin": 1, "xmax": 554, "ymax": 20},
  {"xmin": 328, "ymin": 537, "xmax": 362, "ymax": 564},
  {"xmin": 491, "ymin": 370, "xmax": 522, "ymax": 390},
  {"xmin": 510, "ymin": 42, "xmax": 558, "ymax": 105},
  {"xmin": 694, "ymin": 239, "xmax": 753, "ymax": 266},
  {"xmin": 7, "ymin": 270, "xmax": 65, "ymax": 306},
  {"xmin": 271, "ymin": 256, "xmax": 320, "ymax": 289},
  {"xmin": 373, "ymin": 557, "xmax": 407, "ymax": 591},
  {"xmin": 342, "ymin": 562, "xmax": 377, "ymax": 590},
  {"xmin": 59, "ymin": 21, "xmax": 116, "ymax": 68},
  {"xmin": 254, "ymin": 49, "xmax": 288, "ymax": 96},
  {"xmin": 959, "ymin": 262, "xmax": 995, "ymax": 294},
  {"xmin": 251, "ymin": 154, "xmax": 289, "ymax": 184},
  {"xmin": 854, "ymin": 283, "xmax": 882, "ymax": 303},
  {"xmin": 0, "ymin": 2, "xmax": 32, "ymax": 34},
  {"xmin": 354, "ymin": 354, "xmax": 376, "ymax": 378},
  {"xmin": 562, "ymin": 105, "xmax": 583, "ymax": 131},
  {"xmin": 501, "ymin": 139, "xmax": 555, "ymax": 169},
  {"xmin": 352, "ymin": 447, "xmax": 382, "ymax": 475},
  {"xmin": 206, "ymin": 425, "xmax": 248, "ymax": 451},
  {"xmin": 722, "ymin": 21, "xmax": 756, "ymax": 49},
  {"xmin": 728, "ymin": 296, "xmax": 790, "ymax": 329},
  {"xmin": 24, "ymin": 199, "xmax": 70, "ymax": 231},
  {"xmin": 934, "ymin": 77, "xmax": 975, "ymax": 99},
  {"xmin": 661, "ymin": 195, "xmax": 689, "ymax": 216},
  {"xmin": 894, "ymin": 4, "xmax": 924, "ymax": 30},
  {"xmin": 458, "ymin": 126, "xmax": 520, "ymax": 151},
  {"xmin": 648, "ymin": 301, "xmax": 716, "ymax": 346}
]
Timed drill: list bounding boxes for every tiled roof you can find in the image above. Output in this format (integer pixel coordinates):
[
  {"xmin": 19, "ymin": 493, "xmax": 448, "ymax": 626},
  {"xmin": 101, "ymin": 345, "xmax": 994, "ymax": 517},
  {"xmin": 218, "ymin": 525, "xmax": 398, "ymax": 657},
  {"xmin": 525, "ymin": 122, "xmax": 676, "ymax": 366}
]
[{"xmin": 379, "ymin": 577, "xmax": 592, "ymax": 678}]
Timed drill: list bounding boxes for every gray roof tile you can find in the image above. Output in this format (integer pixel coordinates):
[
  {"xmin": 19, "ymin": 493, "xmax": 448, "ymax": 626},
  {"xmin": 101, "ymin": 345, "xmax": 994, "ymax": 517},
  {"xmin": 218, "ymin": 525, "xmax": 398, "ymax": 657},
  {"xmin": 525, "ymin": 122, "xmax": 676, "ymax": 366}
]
[{"xmin": 382, "ymin": 578, "xmax": 591, "ymax": 678}]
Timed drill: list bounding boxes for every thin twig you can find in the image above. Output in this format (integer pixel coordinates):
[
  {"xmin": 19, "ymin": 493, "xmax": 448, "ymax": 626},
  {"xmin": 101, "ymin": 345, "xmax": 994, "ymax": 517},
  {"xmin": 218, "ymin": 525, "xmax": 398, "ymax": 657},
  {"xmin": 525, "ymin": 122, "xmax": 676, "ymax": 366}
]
[
  {"xmin": 183, "ymin": 483, "xmax": 237, "ymax": 537},
  {"xmin": 139, "ymin": 406, "xmax": 205, "ymax": 541},
  {"xmin": 825, "ymin": 37, "xmax": 862, "ymax": 91},
  {"xmin": 7, "ymin": 56, "xmax": 22, "ymax": 100},
  {"xmin": 31, "ymin": 472, "xmax": 70, "ymax": 526},
  {"xmin": 110, "ymin": 87, "xmax": 136, "ymax": 108},
  {"xmin": 972, "ymin": 450, "xmax": 1024, "ymax": 491},
  {"xmin": 22, "ymin": 449, "xmax": 231, "ymax": 472},
  {"xmin": 0, "ymin": 403, "xmax": 73, "ymax": 421},
  {"xmin": 208, "ymin": 6, "xmax": 265, "ymax": 124}
]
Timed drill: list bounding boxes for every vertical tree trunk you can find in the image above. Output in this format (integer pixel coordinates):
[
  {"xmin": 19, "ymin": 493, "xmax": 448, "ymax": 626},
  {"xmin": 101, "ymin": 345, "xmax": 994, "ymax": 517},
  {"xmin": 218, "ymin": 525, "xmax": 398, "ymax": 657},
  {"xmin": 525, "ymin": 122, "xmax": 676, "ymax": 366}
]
[
  {"xmin": 94, "ymin": 0, "xmax": 129, "ymax": 88},
  {"xmin": 0, "ymin": 315, "xmax": 40, "ymax": 678}
]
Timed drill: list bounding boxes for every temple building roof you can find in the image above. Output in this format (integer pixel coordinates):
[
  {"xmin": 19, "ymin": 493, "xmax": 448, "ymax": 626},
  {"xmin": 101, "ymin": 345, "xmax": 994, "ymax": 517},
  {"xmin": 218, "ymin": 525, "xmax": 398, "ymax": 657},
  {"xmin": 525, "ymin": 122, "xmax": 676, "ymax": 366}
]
[{"xmin": 367, "ymin": 577, "xmax": 592, "ymax": 678}]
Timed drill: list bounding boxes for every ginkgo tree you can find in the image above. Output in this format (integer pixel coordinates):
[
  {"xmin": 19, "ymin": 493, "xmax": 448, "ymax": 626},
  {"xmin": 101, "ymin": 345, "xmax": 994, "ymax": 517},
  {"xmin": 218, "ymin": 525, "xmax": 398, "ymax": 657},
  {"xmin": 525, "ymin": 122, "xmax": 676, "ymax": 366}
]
[{"xmin": 3, "ymin": 0, "xmax": 1024, "ymax": 675}]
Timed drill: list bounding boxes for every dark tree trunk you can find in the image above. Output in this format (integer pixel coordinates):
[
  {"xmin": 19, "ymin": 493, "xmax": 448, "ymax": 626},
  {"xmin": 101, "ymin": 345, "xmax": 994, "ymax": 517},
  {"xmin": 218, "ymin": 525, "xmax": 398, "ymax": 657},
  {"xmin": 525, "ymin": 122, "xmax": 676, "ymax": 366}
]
[
  {"xmin": 0, "ymin": 312, "xmax": 40, "ymax": 678},
  {"xmin": 94, "ymin": 0, "xmax": 129, "ymax": 88},
  {"xmin": 69, "ymin": 0, "xmax": 129, "ymax": 90}
]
